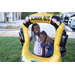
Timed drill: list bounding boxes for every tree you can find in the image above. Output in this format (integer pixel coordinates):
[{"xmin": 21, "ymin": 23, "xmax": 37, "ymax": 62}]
[
  {"xmin": 21, "ymin": 12, "xmax": 62, "ymax": 19},
  {"xmin": 21, "ymin": 12, "xmax": 37, "ymax": 19},
  {"xmin": 48, "ymin": 12, "xmax": 62, "ymax": 16}
]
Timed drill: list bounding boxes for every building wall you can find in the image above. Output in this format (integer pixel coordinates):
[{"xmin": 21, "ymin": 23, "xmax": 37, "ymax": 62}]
[
  {"xmin": 0, "ymin": 12, "xmax": 4, "ymax": 22},
  {"xmin": 0, "ymin": 12, "xmax": 21, "ymax": 23}
]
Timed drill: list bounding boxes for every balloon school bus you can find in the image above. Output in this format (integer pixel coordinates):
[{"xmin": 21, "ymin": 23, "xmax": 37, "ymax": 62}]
[{"xmin": 19, "ymin": 13, "xmax": 68, "ymax": 62}]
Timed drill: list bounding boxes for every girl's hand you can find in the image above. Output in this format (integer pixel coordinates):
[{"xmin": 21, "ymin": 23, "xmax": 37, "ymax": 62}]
[
  {"xmin": 19, "ymin": 36, "xmax": 22, "ymax": 41},
  {"xmin": 46, "ymin": 37, "xmax": 51, "ymax": 42},
  {"xmin": 46, "ymin": 36, "xmax": 54, "ymax": 44}
]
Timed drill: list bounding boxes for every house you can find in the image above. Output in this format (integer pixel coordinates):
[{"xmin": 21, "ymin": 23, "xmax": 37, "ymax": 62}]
[{"xmin": 0, "ymin": 12, "xmax": 21, "ymax": 23}]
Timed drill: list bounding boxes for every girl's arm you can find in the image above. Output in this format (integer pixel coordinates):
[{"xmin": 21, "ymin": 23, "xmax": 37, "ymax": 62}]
[
  {"xmin": 42, "ymin": 48, "xmax": 45, "ymax": 57},
  {"xmin": 19, "ymin": 36, "xmax": 22, "ymax": 41},
  {"xmin": 30, "ymin": 37, "xmax": 33, "ymax": 42},
  {"xmin": 41, "ymin": 43, "xmax": 45, "ymax": 57},
  {"xmin": 46, "ymin": 36, "xmax": 54, "ymax": 44},
  {"xmin": 19, "ymin": 36, "xmax": 32, "ymax": 42}
]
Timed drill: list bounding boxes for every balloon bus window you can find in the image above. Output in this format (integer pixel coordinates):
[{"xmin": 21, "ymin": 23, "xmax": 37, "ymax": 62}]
[{"xmin": 19, "ymin": 13, "xmax": 68, "ymax": 62}]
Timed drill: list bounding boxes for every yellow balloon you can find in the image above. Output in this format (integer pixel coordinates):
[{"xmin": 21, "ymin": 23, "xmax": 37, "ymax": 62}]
[{"xmin": 21, "ymin": 13, "xmax": 65, "ymax": 62}]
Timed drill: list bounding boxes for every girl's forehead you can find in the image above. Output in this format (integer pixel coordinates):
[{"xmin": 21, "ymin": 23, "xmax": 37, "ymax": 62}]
[
  {"xmin": 40, "ymin": 34, "xmax": 43, "ymax": 36},
  {"xmin": 34, "ymin": 25, "xmax": 39, "ymax": 27},
  {"xmin": 40, "ymin": 34, "xmax": 46, "ymax": 37}
]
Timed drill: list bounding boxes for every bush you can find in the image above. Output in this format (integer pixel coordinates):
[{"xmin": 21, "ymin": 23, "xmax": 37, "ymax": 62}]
[
  {"xmin": 21, "ymin": 12, "xmax": 37, "ymax": 19},
  {"xmin": 21, "ymin": 12, "xmax": 62, "ymax": 19},
  {"xmin": 48, "ymin": 12, "xmax": 62, "ymax": 16}
]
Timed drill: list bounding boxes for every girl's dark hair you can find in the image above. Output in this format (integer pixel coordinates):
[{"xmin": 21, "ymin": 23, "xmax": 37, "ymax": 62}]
[
  {"xmin": 40, "ymin": 31, "xmax": 47, "ymax": 38},
  {"xmin": 31, "ymin": 23, "xmax": 40, "ymax": 31}
]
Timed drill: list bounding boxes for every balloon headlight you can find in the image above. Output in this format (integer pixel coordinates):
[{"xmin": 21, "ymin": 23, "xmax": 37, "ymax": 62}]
[{"xmin": 22, "ymin": 56, "xmax": 27, "ymax": 62}]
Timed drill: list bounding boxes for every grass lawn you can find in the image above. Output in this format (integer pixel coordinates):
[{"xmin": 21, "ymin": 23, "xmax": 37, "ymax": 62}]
[
  {"xmin": 0, "ymin": 37, "xmax": 75, "ymax": 62},
  {"xmin": 0, "ymin": 37, "xmax": 22, "ymax": 62}
]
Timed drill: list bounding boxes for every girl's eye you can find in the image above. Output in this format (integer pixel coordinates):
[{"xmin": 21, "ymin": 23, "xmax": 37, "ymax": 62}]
[
  {"xmin": 34, "ymin": 28, "xmax": 36, "ymax": 30},
  {"xmin": 40, "ymin": 37, "xmax": 42, "ymax": 39},
  {"xmin": 37, "ymin": 27, "xmax": 39, "ymax": 29}
]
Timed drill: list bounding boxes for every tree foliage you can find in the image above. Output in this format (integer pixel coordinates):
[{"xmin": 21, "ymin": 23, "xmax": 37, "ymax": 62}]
[
  {"xmin": 48, "ymin": 12, "xmax": 62, "ymax": 16},
  {"xmin": 21, "ymin": 12, "xmax": 37, "ymax": 19},
  {"xmin": 21, "ymin": 12, "xmax": 62, "ymax": 19}
]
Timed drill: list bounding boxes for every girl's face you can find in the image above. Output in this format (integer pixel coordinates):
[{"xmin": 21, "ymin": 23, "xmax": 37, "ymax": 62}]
[
  {"xmin": 39, "ymin": 34, "xmax": 47, "ymax": 43},
  {"xmin": 33, "ymin": 25, "xmax": 40, "ymax": 34}
]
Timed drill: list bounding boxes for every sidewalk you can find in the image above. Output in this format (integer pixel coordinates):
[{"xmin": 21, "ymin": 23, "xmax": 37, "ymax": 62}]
[
  {"xmin": 66, "ymin": 32, "xmax": 75, "ymax": 39},
  {"xmin": 0, "ymin": 29, "xmax": 75, "ymax": 39},
  {"xmin": 0, "ymin": 20, "xmax": 24, "ymax": 27},
  {"xmin": 0, "ymin": 20, "xmax": 75, "ymax": 38},
  {"xmin": 0, "ymin": 29, "xmax": 19, "ymax": 37},
  {"xmin": 0, "ymin": 20, "xmax": 24, "ymax": 37}
]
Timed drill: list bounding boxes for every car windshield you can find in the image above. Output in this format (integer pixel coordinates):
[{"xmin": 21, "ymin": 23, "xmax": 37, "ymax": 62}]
[{"xmin": 68, "ymin": 12, "xmax": 75, "ymax": 14}]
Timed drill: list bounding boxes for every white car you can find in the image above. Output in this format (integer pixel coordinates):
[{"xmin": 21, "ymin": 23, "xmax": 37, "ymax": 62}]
[{"xmin": 68, "ymin": 16, "xmax": 75, "ymax": 29}]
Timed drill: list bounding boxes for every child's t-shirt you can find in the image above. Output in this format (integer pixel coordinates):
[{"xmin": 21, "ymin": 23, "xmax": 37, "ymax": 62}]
[
  {"xmin": 41, "ymin": 42, "xmax": 65, "ymax": 57},
  {"xmin": 41, "ymin": 43, "xmax": 54, "ymax": 56}
]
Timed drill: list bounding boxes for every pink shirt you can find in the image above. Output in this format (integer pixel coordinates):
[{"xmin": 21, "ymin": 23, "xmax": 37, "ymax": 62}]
[{"xmin": 34, "ymin": 41, "xmax": 42, "ymax": 56}]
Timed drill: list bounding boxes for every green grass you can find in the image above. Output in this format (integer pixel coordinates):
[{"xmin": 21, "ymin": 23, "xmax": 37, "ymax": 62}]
[
  {"xmin": 0, "ymin": 37, "xmax": 35, "ymax": 62},
  {"xmin": 29, "ymin": 40, "xmax": 35, "ymax": 54},
  {"xmin": 0, "ymin": 37, "xmax": 75, "ymax": 62},
  {"xmin": 62, "ymin": 38, "xmax": 75, "ymax": 62},
  {"xmin": 0, "ymin": 37, "xmax": 22, "ymax": 62}
]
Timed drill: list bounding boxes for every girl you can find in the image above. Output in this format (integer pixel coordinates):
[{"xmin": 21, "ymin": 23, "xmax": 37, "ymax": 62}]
[
  {"xmin": 39, "ymin": 31, "xmax": 65, "ymax": 57},
  {"xmin": 19, "ymin": 23, "xmax": 42, "ymax": 56},
  {"xmin": 30, "ymin": 23, "xmax": 42, "ymax": 56}
]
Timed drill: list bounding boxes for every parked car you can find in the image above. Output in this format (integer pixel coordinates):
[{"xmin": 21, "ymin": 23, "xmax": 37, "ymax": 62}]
[
  {"xmin": 68, "ymin": 16, "xmax": 75, "ymax": 30},
  {"xmin": 60, "ymin": 12, "xmax": 67, "ymax": 21},
  {"xmin": 71, "ymin": 14, "xmax": 75, "ymax": 17},
  {"xmin": 63, "ymin": 12, "xmax": 75, "ymax": 23}
]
